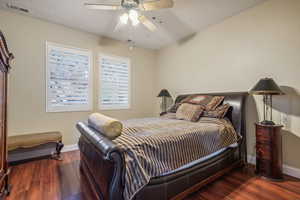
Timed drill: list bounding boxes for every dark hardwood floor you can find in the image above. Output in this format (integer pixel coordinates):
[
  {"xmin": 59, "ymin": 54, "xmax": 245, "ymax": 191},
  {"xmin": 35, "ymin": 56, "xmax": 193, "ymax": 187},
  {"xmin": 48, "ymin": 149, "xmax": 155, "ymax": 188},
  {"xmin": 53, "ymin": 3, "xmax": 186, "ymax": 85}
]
[{"xmin": 6, "ymin": 151, "xmax": 300, "ymax": 200}]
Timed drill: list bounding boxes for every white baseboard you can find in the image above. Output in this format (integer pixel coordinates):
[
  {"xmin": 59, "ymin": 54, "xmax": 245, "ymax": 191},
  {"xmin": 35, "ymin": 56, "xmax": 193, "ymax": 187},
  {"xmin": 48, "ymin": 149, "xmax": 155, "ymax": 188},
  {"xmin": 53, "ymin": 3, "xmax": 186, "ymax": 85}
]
[
  {"xmin": 247, "ymin": 155, "xmax": 256, "ymax": 165},
  {"xmin": 61, "ymin": 144, "xmax": 79, "ymax": 153},
  {"xmin": 247, "ymin": 155, "xmax": 300, "ymax": 179}
]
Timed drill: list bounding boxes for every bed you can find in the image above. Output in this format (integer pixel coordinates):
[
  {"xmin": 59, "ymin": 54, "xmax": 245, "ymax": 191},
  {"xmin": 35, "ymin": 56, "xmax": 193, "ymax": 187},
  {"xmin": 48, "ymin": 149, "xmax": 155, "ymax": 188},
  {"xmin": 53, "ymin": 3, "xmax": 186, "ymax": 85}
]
[{"xmin": 76, "ymin": 92, "xmax": 247, "ymax": 200}]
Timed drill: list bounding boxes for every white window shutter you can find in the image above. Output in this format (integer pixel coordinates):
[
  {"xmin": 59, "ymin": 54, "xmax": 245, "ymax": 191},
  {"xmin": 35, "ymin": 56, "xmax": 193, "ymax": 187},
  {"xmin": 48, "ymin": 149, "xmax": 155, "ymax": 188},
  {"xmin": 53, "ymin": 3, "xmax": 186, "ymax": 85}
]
[
  {"xmin": 46, "ymin": 42, "xmax": 93, "ymax": 112},
  {"xmin": 99, "ymin": 55, "xmax": 130, "ymax": 110}
]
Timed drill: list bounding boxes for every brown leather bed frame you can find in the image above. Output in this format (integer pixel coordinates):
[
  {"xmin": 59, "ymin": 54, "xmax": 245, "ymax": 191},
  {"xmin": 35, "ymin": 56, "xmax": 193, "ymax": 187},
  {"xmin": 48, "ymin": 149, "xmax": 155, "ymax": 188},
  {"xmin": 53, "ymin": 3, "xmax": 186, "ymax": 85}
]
[{"xmin": 76, "ymin": 92, "xmax": 248, "ymax": 200}]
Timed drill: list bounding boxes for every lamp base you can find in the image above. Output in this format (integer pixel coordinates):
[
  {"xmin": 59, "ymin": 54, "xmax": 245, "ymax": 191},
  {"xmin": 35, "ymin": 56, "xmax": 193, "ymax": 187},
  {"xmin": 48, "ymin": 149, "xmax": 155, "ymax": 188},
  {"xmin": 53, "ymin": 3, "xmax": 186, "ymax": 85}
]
[{"xmin": 260, "ymin": 120, "xmax": 275, "ymax": 126}]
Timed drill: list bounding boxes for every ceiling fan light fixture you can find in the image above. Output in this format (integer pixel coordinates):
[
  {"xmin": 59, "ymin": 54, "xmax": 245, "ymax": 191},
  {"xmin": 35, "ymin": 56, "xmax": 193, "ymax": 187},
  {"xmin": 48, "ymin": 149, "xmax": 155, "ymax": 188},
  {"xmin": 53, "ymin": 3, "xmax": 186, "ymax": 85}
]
[
  {"xmin": 131, "ymin": 19, "xmax": 139, "ymax": 26},
  {"xmin": 129, "ymin": 9, "xmax": 138, "ymax": 20},
  {"xmin": 120, "ymin": 12, "xmax": 129, "ymax": 24},
  {"xmin": 122, "ymin": 0, "xmax": 139, "ymax": 9},
  {"xmin": 129, "ymin": 9, "xmax": 139, "ymax": 26}
]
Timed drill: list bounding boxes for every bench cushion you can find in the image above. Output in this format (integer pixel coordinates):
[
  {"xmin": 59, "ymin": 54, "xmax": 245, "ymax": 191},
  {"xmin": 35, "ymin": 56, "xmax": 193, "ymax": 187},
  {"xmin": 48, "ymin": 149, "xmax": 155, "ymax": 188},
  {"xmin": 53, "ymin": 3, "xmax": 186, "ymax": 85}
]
[{"xmin": 8, "ymin": 132, "xmax": 62, "ymax": 151}]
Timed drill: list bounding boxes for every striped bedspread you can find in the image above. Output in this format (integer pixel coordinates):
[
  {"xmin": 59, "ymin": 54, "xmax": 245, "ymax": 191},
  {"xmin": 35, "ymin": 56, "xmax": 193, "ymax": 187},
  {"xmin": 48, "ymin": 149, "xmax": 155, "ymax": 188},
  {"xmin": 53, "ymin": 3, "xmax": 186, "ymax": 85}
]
[{"xmin": 114, "ymin": 115, "xmax": 240, "ymax": 200}]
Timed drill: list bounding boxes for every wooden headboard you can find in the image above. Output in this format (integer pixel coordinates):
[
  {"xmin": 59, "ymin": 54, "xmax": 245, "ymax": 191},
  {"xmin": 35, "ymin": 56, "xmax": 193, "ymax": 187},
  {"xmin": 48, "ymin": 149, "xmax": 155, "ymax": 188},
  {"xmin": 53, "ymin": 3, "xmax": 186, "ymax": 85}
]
[{"xmin": 175, "ymin": 92, "xmax": 248, "ymax": 162}]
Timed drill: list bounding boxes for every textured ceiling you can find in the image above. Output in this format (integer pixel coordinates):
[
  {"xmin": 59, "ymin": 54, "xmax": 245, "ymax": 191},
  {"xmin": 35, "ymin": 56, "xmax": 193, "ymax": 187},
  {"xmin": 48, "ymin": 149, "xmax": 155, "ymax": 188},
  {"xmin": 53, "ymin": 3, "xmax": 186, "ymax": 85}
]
[{"xmin": 0, "ymin": 0, "xmax": 266, "ymax": 49}]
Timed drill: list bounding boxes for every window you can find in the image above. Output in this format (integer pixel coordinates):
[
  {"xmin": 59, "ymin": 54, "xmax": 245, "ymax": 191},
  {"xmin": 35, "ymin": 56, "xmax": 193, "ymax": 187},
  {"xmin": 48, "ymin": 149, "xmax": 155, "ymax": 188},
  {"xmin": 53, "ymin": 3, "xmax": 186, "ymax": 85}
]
[
  {"xmin": 46, "ymin": 42, "xmax": 93, "ymax": 112},
  {"xmin": 99, "ymin": 54, "xmax": 130, "ymax": 110}
]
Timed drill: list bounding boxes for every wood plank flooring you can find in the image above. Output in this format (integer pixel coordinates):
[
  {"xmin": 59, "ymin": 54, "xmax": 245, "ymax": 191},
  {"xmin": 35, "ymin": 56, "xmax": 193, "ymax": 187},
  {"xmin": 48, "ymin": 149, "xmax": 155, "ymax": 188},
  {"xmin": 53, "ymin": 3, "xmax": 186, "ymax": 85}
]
[{"xmin": 6, "ymin": 151, "xmax": 300, "ymax": 200}]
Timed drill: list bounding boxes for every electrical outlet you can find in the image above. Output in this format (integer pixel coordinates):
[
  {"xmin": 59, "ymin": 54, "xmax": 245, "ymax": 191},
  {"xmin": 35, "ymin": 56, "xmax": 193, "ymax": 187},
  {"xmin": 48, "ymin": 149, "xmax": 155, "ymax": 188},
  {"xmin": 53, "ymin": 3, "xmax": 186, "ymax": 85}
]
[{"xmin": 280, "ymin": 113, "xmax": 290, "ymax": 130}]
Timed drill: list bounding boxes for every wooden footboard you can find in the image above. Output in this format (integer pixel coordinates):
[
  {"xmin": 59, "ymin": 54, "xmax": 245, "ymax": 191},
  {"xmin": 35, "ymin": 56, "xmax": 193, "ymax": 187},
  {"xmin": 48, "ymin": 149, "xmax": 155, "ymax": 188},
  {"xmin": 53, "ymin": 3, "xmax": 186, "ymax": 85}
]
[
  {"xmin": 170, "ymin": 160, "xmax": 243, "ymax": 200},
  {"xmin": 78, "ymin": 127, "xmax": 243, "ymax": 200},
  {"xmin": 77, "ymin": 123, "xmax": 125, "ymax": 200},
  {"xmin": 80, "ymin": 153, "xmax": 103, "ymax": 200}
]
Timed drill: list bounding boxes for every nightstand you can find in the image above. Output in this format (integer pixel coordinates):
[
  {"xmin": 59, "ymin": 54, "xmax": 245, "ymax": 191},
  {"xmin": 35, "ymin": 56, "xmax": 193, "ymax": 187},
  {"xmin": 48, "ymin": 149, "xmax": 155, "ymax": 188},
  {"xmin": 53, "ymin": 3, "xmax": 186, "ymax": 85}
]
[{"xmin": 255, "ymin": 123, "xmax": 283, "ymax": 181}]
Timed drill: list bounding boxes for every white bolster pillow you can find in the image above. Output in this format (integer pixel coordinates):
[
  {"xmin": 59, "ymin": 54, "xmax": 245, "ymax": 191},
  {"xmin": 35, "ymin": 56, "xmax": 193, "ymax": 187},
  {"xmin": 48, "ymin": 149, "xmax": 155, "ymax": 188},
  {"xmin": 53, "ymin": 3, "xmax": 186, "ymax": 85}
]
[{"xmin": 88, "ymin": 113, "xmax": 123, "ymax": 140}]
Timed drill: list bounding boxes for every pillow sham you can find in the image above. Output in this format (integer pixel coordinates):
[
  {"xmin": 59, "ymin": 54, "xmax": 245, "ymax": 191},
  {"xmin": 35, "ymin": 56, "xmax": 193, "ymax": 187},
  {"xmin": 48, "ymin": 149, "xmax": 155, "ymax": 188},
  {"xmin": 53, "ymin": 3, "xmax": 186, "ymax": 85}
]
[
  {"xmin": 167, "ymin": 103, "xmax": 182, "ymax": 113},
  {"xmin": 202, "ymin": 103, "xmax": 231, "ymax": 118},
  {"xmin": 181, "ymin": 95, "xmax": 224, "ymax": 111},
  {"xmin": 206, "ymin": 96, "xmax": 225, "ymax": 111},
  {"xmin": 176, "ymin": 103, "xmax": 205, "ymax": 122}
]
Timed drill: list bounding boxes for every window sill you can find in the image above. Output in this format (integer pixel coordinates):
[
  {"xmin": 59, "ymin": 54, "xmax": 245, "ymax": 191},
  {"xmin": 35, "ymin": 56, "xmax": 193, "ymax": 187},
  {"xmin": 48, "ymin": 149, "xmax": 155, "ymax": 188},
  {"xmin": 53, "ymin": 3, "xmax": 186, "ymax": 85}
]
[{"xmin": 98, "ymin": 106, "xmax": 130, "ymax": 111}]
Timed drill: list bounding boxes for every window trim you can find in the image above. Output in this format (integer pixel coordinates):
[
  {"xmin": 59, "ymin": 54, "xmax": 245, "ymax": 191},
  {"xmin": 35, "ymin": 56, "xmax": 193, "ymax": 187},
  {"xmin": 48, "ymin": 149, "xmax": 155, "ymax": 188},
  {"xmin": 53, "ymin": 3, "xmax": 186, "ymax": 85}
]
[
  {"xmin": 46, "ymin": 41, "xmax": 93, "ymax": 113},
  {"xmin": 98, "ymin": 54, "xmax": 131, "ymax": 110}
]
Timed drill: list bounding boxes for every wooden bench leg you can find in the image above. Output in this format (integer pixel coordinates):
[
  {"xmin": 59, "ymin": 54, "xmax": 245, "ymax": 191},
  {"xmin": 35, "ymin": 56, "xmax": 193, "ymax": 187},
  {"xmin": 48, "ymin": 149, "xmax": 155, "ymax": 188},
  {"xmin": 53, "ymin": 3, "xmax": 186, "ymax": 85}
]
[{"xmin": 51, "ymin": 141, "xmax": 64, "ymax": 161}]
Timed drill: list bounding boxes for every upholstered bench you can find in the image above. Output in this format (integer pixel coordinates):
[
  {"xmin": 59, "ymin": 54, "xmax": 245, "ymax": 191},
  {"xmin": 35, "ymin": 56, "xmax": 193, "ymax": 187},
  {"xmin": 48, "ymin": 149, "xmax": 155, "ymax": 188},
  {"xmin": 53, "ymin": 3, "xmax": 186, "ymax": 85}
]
[{"xmin": 7, "ymin": 132, "xmax": 64, "ymax": 165}]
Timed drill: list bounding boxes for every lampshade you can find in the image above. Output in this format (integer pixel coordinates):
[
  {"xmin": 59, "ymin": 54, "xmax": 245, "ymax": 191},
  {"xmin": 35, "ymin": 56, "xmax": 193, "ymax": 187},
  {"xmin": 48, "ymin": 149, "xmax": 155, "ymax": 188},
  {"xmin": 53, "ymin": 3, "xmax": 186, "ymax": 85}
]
[
  {"xmin": 157, "ymin": 89, "xmax": 171, "ymax": 97},
  {"xmin": 249, "ymin": 78, "xmax": 284, "ymax": 95}
]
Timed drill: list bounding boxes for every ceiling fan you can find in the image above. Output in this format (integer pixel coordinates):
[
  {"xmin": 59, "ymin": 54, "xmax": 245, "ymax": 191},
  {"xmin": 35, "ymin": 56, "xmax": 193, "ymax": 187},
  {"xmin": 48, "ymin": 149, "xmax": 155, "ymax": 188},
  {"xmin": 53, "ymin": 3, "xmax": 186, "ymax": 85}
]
[{"xmin": 84, "ymin": 0, "xmax": 174, "ymax": 32}]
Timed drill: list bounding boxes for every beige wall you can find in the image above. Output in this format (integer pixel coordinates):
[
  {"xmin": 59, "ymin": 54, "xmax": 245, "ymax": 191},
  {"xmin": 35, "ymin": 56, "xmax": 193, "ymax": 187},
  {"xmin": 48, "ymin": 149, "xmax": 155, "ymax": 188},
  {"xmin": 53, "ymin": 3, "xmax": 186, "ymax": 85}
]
[
  {"xmin": 0, "ymin": 10, "xmax": 157, "ymax": 145},
  {"xmin": 156, "ymin": 0, "xmax": 300, "ymax": 168}
]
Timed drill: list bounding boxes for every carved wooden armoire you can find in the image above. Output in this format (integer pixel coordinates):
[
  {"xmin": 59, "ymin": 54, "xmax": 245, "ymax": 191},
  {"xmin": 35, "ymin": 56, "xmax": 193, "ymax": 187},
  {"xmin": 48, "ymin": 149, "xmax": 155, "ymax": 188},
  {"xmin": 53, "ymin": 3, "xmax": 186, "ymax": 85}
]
[{"xmin": 0, "ymin": 30, "xmax": 13, "ymax": 199}]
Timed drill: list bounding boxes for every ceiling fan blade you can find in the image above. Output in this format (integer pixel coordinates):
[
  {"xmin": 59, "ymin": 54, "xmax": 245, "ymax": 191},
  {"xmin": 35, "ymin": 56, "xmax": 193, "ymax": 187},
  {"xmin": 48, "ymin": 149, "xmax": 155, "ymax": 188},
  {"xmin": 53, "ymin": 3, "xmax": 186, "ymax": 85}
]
[
  {"xmin": 139, "ymin": 15, "xmax": 157, "ymax": 32},
  {"xmin": 113, "ymin": 20, "xmax": 124, "ymax": 32},
  {"xmin": 140, "ymin": 0, "xmax": 174, "ymax": 11},
  {"xmin": 84, "ymin": 3, "xmax": 121, "ymax": 10}
]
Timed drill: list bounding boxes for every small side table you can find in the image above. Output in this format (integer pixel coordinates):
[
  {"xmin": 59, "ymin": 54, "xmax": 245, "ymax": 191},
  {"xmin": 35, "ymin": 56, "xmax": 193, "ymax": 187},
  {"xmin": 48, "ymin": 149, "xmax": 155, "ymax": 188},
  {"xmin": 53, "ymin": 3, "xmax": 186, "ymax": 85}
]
[{"xmin": 255, "ymin": 123, "xmax": 283, "ymax": 181}]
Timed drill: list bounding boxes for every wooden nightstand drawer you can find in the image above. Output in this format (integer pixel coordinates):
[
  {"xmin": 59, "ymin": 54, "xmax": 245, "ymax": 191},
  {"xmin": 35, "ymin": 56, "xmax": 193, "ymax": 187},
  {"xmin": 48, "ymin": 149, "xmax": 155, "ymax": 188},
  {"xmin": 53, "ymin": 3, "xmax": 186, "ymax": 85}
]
[
  {"xmin": 256, "ymin": 132, "xmax": 271, "ymax": 142},
  {"xmin": 256, "ymin": 139, "xmax": 271, "ymax": 146},
  {"xmin": 256, "ymin": 127, "xmax": 272, "ymax": 141},
  {"xmin": 256, "ymin": 159, "xmax": 272, "ymax": 175},
  {"xmin": 256, "ymin": 145, "xmax": 271, "ymax": 160}
]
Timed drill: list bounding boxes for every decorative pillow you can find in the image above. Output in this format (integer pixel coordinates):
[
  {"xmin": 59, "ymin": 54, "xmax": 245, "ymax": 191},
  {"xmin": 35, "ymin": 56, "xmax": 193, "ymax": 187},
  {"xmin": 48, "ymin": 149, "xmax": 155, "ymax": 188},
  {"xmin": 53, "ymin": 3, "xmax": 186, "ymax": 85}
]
[
  {"xmin": 88, "ymin": 113, "xmax": 123, "ymax": 140},
  {"xmin": 176, "ymin": 103, "xmax": 205, "ymax": 122},
  {"xmin": 181, "ymin": 95, "xmax": 224, "ymax": 111},
  {"xmin": 206, "ymin": 96, "xmax": 225, "ymax": 111},
  {"xmin": 181, "ymin": 95, "xmax": 212, "ymax": 105},
  {"xmin": 167, "ymin": 103, "xmax": 182, "ymax": 113},
  {"xmin": 202, "ymin": 104, "xmax": 231, "ymax": 118}
]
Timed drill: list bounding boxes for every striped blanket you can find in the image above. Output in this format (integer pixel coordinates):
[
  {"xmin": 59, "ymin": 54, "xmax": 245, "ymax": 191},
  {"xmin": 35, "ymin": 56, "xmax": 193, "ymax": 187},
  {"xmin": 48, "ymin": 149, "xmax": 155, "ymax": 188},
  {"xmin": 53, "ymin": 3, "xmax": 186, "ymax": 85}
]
[
  {"xmin": 0, "ymin": 30, "xmax": 14, "ymax": 72},
  {"xmin": 114, "ymin": 115, "xmax": 240, "ymax": 200}
]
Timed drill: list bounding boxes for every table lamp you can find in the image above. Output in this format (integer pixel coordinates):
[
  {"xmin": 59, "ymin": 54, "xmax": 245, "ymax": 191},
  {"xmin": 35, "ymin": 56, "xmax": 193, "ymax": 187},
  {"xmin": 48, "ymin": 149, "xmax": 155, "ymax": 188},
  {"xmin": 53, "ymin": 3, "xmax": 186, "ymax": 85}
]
[
  {"xmin": 249, "ymin": 78, "xmax": 284, "ymax": 125},
  {"xmin": 157, "ymin": 89, "xmax": 171, "ymax": 113}
]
